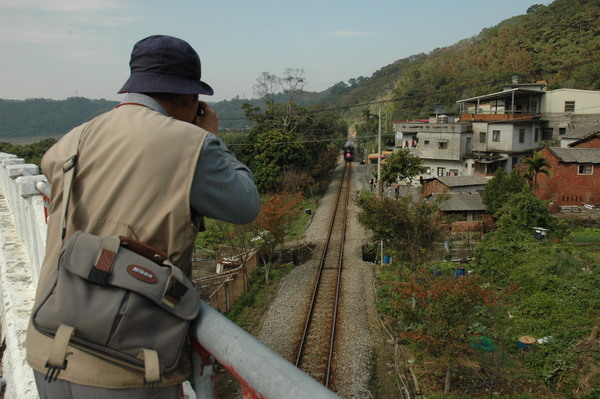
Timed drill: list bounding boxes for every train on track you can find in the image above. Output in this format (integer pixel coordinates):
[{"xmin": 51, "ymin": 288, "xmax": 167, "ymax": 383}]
[{"xmin": 343, "ymin": 140, "xmax": 356, "ymax": 162}]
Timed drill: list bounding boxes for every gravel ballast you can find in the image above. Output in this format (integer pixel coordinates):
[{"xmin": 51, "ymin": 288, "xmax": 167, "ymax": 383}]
[{"xmin": 257, "ymin": 160, "xmax": 377, "ymax": 398}]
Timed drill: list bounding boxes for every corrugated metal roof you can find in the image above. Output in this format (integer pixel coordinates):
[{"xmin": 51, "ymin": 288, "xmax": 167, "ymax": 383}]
[
  {"xmin": 561, "ymin": 131, "xmax": 588, "ymax": 140},
  {"xmin": 429, "ymin": 192, "xmax": 486, "ymax": 212},
  {"xmin": 435, "ymin": 175, "xmax": 489, "ymax": 187},
  {"xmin": 549, "ymin": 148, "xmax": 600, "ymax": 164}
]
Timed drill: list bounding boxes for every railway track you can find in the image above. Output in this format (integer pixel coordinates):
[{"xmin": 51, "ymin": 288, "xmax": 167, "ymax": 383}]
[{"xmin": 295, "ymin": 162, "xmax": 352, "ymax": 388}]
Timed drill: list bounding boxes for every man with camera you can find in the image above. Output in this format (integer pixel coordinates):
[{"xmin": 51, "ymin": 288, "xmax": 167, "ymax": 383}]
[{"xmin": 27, "ymin": 35, "xmax": 260, "ymax": 398}]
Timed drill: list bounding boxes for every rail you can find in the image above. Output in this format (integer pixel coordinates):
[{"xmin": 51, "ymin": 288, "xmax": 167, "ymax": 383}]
[
  {"xmin": 295, "ymin": 162, "xmax": 351, "ymax": 388},
  {"xmin": 14, "ymin": 167, "xmax": 340, "ymax": 399}
]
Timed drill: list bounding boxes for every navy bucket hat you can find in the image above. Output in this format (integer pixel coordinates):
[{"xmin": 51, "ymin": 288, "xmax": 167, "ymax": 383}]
[{"xmin": 118, "ymin": 35, "xmax": 214, "ymax": 96}]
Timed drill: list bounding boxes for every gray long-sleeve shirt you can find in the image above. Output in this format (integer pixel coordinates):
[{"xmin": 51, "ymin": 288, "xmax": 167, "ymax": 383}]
[{"xmin": 121, "ymin": 93, "xmax": 260, "ymax": 225}]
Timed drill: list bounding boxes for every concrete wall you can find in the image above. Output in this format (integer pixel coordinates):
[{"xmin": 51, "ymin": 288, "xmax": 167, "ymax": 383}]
[
  {"xmin": 540, "ymin": 89, "xmax": 600, "ymax": 114},
  {"xmin": 0, "ymin": 153, "xmax": 48, "ymax": 399},
  {"xmin": 421, "ymin": 159, "xmax": 466, "ymax": 178},
  {"xmin": 471, "ymin": 122, "xmax": 541, "ymax": 153}
]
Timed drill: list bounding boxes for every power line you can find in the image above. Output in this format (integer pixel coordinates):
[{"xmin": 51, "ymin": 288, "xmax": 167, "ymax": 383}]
[{"xmin": 226, "ymin": 133, "xmax": 395, "ymax": 147}]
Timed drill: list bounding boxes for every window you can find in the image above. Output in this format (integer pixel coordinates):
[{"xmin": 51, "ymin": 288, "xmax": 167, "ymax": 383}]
[
  {"xmin": 534, "ymin": 128, "xmax": 539, "ymax": 142},
  {"xmin": 437, "ymin": 167, "xmax": 446, "ymax": 176},
  {"xmin": 492, "ymin": 130, "xmax": 501, "ymax": 142},
  {"xmin": 466, "ymin": 137, "xmax": 472, "ymax": 151},
  {"xmin": 424, "ymin": 140, "xmax": 430, "ymax": 145},
  {"xmin": 578, "ymin": 164, "xmax": 593, "ymax": 175},
  {"xmin": 542, "ymin": 128, "xmax": 554, "ymax": 140},
  {"xmin": 519, "ymin": 129, "xmax": 525, "ymax": 143},
  {"xmin": 438, "ymin": 141, "xmax": 448, "ymax": 149},
  {"xmin": 479, "ymin": 132, "xmax": 486, "ymax": 143},
  {"xmin": 559, "ymin": 128, "xmax": 566, "ymax": 135},
  {"xmin": 564, "ymin": 101, "xmax": 575, "ymax": 112}
]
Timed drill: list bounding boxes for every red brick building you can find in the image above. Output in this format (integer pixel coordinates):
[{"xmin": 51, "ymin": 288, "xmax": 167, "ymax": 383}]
[{"xmin": 534, "ymin": 133, "xmax": 600, "ymax": 206}]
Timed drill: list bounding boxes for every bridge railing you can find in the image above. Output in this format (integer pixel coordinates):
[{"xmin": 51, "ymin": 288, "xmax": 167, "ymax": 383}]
[{"xmin": 0, "ymin": 153, "xmax": 339, "ymax": 399}]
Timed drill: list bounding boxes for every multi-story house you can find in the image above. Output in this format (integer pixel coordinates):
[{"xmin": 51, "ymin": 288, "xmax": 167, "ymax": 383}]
[
  {"xmin": 393, "ymin": 81, "xmax": 600, "ymax": 179},
  {"xmin": 539, "ymin": 88, "xmax": 600, "ymax": 140},
  {"xmin": 394, "ymin": 114, "xmax": 473, "ymax": 177},
  {"xmin": 456, "ymin": 81, "xmax": 545, "ymax": 175}
]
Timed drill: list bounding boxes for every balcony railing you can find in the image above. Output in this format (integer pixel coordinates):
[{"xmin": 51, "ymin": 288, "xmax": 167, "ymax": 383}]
[{"xmin": 460, "ymin": 113, "xmax": 535, "ymax": 122}]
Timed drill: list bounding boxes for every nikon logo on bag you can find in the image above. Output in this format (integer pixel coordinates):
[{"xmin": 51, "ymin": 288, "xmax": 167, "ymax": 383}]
[{"xmin": 127, "ymin": 265, "xmax": 159, "ymax": 283}]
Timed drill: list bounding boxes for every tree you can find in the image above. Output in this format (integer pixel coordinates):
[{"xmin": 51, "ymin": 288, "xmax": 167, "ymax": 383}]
[
  {"xmin": 526, "ymin": 4, "xmax": 545, "ymax": 14},
  {"xmin": 253, "ymin": 68, "xmax": 307, "ymax": 133},
  {"xmin": 522, "ymin": 151, "xmax": 551, "ymax": 190},
  {"xmin": 482, "ymin": 168, "xmax": 528, "ymax": 216},
  {"xmin": 475, "ymin": 189, "xmax": 569, "ymax": 284},
  {"xmin": 250, "ymin": 129, "xmax": 311, "ymax": 192},
  {"xmin": 280, "ymin": 170, "xmax": 314, "ymax": 194},
  {"xmin": 246, "ymin": 70, "xmax": 348, "ymax": 193},
  {"xmin": 253, "ymin": 192, "xmax": 303, "ymax": 283},
  {"xmin": 495, "ymin": 190, "xmax": 552, "ymax": 233},
  {"xmin": 356, "ymin": 192, "xmax": 445, "ymax": 267},
  {"xmin": 380, "ymin": 149, "xmax": 427, "ymax": 186},
  {"xmin": 0, "ymin": 138, "xmax": 57, "ymax": 167}
]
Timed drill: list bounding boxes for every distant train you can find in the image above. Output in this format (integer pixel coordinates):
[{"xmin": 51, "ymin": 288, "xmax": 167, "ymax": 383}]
[{"xmin": 343, "ymin": 140, "xmax": 356, "ymax": 162}]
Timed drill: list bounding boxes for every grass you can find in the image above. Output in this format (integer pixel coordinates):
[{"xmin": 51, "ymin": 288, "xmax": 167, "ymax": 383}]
[
  {"xmin": 568, "ymin": 227, "xmax": 600, "ymax": 244},
  {"xmin": 224, "ymin": 263, "xmax": 294, "ymax": 332},
  {"xmin": 287, "ymin": 197, "xmax": 318, "ymax": 239}
]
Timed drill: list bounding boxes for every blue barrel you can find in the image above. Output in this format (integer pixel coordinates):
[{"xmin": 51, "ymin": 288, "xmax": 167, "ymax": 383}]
[
  {"xmin": 383, "ymin": 255, "xmax": 391, "ymax": 264},
  {"xmin": 454, "ymin": 268, "xmax": 466, "ymax": 278}
]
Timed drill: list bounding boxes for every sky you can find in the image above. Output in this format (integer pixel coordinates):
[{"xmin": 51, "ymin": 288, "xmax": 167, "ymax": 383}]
[{"xmin": 0, "ymin": 0, "xmax": 554, "ymax": 103}]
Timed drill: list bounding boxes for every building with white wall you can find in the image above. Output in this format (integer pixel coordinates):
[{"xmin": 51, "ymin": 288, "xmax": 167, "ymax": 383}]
[
  {"xmin": 539, "ymin": 88, "xmax": 600, "ymax": 140},
  {"xmin": 456, "ymin": 82, "xmax": 545, "ymax": 174},
  {"xmin": 394, "ymin": 115, "xmax": 475, "ymax": 178},
  {"xmin": 394, "ymin": 83, "xmax": 599, "ymax": 177}
]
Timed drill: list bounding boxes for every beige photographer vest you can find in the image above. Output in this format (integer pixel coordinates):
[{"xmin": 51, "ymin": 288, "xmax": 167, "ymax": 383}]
[{"xmin": 27, "ymin": 104, "xmax": 208, "ymax": 388}]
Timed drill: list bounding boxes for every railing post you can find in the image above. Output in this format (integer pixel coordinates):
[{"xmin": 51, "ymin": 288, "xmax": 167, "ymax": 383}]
[{"xmin": 191, "ymin": 340, "xmax": 217, "ymax": 399}]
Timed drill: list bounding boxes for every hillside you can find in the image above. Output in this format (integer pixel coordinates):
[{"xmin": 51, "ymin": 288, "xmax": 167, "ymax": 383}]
[
  {"xmin": 1, "ymin": 0, "xmax": 598, "ymax": 140},
  {"xmin": 0, "ymin": 97, "xmax": 117, "ymax": 141},
  {"xmin": 327, "ymin": 0, "xmax": 600, "ymax": 122}
]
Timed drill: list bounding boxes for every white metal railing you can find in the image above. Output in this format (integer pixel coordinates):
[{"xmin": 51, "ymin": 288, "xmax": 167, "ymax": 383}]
[{"xmin": 0, "ymin": 157, "xmax": 339, "ymax": 399}]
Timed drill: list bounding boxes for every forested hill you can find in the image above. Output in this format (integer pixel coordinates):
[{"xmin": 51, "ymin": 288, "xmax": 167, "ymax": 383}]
[
  {"xmin": 0, "ymin": 97, "xmax": 118, "ymax": 140},
  {"xmin": 324, "ymin": 0, "xmax": 600, "ymax": 120},
  {"xmin": 1, "ymin": 0, "xmax": 599, "ymax": 140}
]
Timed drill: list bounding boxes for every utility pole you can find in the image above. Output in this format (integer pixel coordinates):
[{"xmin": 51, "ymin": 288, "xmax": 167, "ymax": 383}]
[
  {"xmin": 377, "ymin": 104, "xmax": 382, "ymax": 198},
  {"xmin": 377, "ymin": 104, "xmax": 384, "ymax": 266}
]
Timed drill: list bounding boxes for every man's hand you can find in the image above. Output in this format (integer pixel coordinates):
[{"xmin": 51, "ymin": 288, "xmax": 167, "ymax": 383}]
[{"xmin": 194, "ymin": 101, "xmax": 218, "ymax": 134}]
